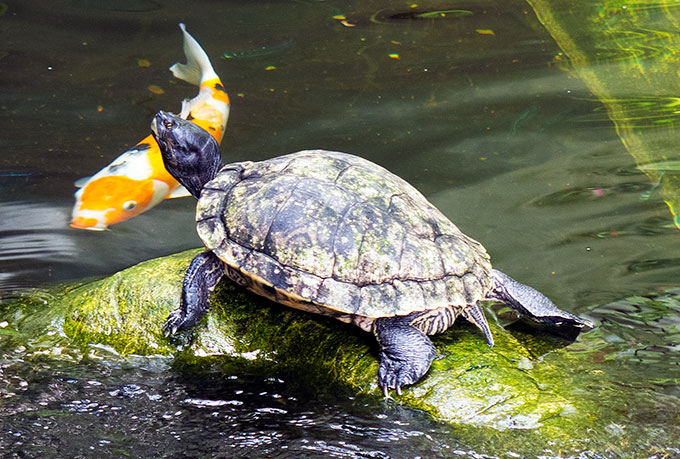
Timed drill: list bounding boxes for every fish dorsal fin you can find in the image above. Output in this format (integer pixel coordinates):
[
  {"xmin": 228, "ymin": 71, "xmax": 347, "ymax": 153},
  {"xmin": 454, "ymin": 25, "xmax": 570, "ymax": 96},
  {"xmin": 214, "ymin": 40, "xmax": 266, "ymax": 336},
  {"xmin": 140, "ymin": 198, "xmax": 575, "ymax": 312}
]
[
  {"xmin": 168, "ymin": 185, "xmax": 191, "ymax": 199},
  {"xmin": 74, "ymin": 176, "xmax": 92, "ymax": 188}
]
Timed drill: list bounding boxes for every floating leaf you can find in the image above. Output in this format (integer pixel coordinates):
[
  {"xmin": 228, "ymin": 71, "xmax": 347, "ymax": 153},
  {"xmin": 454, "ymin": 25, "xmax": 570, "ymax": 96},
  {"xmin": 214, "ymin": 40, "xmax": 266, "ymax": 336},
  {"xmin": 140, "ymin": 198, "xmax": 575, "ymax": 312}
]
[{"xmin": 147, "ymin": 85, "xmax": 164, "ymax": 95}]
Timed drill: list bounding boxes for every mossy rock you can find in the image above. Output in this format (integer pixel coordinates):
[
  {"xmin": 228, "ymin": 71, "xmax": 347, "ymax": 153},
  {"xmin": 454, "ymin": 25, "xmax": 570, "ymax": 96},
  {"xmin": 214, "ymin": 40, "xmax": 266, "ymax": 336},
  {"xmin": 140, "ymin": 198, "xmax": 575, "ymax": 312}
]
[{"xmin": 3, "ymin": 249, "xmax": 679, "ymax": 456}]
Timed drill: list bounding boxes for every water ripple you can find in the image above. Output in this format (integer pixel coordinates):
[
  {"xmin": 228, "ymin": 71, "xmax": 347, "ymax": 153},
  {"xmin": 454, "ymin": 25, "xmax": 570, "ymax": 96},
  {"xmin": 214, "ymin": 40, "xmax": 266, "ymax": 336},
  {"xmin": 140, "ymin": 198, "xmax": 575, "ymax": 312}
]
[{"xmin": 0, "ymin": 201, "xmax": 77, "ymax": 298}]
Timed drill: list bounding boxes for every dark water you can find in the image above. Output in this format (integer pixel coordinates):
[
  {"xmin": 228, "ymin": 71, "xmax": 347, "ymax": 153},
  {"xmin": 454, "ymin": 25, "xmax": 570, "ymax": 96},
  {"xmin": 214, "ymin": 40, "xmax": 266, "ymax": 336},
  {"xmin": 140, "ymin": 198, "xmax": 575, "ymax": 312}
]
[
  {"xmin": 2, "ymin": 0, "xmax": 680, "ymax": 457},
  {"xmin": 1, "ymin": 356, "xmax": 471, "ymax": 458}
]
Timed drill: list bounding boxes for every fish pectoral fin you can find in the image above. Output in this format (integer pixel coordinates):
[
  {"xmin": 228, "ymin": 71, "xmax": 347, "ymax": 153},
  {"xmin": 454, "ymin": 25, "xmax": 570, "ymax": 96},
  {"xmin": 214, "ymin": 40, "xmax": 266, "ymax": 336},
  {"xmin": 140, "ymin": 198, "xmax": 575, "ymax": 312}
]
[
  {"xmin": 168, "ymin": 185, "xmax": 192, "ymax": 199},
  {"xmin": 180, "ymin": 89, "xmax": 215, "ymax": 119},
  {"xmin": 179, "ymin": 98, "xmax": 193, "ymax": 119},
  {"xmin": 74, "ymin": 176, "xmax": 92, "ymax": 188}
]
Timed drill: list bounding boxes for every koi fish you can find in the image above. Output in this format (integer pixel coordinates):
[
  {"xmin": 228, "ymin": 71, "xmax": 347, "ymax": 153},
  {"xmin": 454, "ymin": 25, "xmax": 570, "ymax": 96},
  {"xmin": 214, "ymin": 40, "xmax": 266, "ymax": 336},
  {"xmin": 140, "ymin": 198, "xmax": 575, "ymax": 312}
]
[{"xmin": 70, "ymin": 23, "xmax": 230, "ymax": 231}]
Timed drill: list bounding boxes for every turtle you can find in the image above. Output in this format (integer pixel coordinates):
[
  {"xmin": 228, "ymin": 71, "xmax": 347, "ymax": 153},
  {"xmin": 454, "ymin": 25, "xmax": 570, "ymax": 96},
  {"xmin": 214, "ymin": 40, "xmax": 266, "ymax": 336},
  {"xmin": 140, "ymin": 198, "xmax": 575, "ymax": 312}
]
[{"xmin": 150, "ymin": 110, "xmax": 591, "ymax": 396}]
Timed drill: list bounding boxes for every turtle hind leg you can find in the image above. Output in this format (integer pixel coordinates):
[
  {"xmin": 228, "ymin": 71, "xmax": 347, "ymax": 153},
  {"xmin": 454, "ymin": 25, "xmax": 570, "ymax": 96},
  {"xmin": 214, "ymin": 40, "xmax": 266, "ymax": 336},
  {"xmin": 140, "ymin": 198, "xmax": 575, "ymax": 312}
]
[
  {"xmin": 163, "ymin": 251, "xmax": 225, "ymax": 335},
  {"xmin": 462, "ymin": 304, "xmax": 494, "ymax": 347},
  {"xmin": 373, "ymin": 315, "xmax": 436, "ymax": 397},
  {"xmin": 489, "ymin": 269, "xmax": 593, "ymax": 330}
]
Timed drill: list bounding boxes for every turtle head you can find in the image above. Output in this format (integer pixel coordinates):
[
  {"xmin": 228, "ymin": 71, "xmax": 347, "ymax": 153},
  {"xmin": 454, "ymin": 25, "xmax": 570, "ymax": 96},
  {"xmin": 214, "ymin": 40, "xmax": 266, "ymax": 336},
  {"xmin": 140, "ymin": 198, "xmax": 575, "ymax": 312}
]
[{"xmin": 151, "ymin": 110, "xmax": 222, "ymax": 198}]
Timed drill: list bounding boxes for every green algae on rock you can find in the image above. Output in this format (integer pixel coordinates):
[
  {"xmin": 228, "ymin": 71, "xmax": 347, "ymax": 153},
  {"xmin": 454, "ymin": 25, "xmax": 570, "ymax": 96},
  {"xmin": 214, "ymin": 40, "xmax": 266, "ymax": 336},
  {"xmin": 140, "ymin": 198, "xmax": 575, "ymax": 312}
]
[
  {"xmin": 2, "ymin": 250, "xmax": 680, "ymax": 455},
  {"xmin": 61, "ymin": 249, "xmax": 202, "ymax": 356}
]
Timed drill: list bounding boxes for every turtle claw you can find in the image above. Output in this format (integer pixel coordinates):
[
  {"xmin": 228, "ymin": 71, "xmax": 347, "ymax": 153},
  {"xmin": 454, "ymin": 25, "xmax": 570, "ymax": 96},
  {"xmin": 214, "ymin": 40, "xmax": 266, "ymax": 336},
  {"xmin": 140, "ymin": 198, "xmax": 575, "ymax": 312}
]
[
  {"xmin": 377, "ymin": 353, "xmax": 424, "ymax": 397},
  {"xmin": 162, "ymin": 309, "xmax": 187, "ymax": 336},
  {"xmin": 374, "ymin": 315, "xmax": 436, "ymax": 397},
  {"xmin": 380, "ymin": 383, "xmax": 401, "ymax": 399}
]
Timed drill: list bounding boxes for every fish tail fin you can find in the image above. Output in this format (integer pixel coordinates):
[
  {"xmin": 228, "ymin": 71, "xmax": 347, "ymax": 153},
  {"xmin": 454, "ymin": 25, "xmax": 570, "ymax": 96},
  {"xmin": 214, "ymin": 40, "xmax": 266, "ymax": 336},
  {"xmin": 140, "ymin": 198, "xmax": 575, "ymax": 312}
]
[{"xmin": 170, "ymin": 23, "xmax": 217, "ymax": 86}]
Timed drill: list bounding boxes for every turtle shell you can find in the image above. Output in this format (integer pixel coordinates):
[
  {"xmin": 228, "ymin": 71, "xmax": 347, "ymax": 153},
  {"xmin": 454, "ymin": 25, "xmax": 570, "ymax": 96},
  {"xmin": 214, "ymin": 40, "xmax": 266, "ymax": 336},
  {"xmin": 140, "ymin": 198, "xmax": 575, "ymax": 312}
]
[{"xmin": 196, "ymin": 150, "xmax": 492, "ymax": 327}]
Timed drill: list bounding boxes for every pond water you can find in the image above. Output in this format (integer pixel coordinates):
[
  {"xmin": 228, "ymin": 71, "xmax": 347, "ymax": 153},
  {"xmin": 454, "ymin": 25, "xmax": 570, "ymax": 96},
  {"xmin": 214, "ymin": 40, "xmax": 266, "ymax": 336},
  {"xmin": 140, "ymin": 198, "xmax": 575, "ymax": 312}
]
[{"xmin": 2, "ymin": 0, "xmax": 680, "ymax": 457}]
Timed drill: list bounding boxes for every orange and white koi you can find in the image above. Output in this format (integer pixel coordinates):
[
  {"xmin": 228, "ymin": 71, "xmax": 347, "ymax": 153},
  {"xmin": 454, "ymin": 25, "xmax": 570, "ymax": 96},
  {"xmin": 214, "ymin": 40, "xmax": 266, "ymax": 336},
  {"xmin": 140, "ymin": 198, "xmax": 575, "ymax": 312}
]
[{"xmin": 70, "ymin": 23, "xmax": 230, "ymax": 231}]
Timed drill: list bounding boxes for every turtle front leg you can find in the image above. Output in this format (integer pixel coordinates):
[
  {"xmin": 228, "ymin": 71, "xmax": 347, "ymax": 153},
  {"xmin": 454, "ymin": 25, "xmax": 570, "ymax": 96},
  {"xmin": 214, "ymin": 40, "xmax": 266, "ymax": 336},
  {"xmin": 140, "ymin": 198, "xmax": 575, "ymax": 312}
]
[
  {"xmin": 163, "ymin": 251, "xmax": 225, "ymax": 335},
  {"xmin": 373, "ymin": 315, "xmax": 436, "ymax": 397}
]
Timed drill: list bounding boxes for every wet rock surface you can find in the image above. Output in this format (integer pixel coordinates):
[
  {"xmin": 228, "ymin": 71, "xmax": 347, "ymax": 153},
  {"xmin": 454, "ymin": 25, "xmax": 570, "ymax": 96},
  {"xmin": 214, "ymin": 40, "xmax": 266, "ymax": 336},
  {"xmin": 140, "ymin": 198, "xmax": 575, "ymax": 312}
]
[{"xmin": 4, "ymin": 250, "xmax": 680, "ymax": 456}]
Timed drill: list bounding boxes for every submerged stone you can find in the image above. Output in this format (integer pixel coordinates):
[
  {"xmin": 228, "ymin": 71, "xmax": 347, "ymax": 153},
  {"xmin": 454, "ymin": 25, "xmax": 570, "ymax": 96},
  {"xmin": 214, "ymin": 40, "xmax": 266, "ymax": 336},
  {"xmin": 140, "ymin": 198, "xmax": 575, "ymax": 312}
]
[{"xmin": 2, "ymin": 249, "xmax": 679, "ymax": 456}]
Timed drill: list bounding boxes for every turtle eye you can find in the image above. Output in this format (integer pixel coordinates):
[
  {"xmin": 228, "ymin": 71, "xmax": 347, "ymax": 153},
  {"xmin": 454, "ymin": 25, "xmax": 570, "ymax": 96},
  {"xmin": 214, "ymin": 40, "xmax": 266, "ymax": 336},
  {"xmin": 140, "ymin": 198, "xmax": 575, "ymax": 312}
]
[
  {"xmin": 122, "ymin": 200, "xmax": 137, "ymax": 211},
  {"xmin": 164, "ymin": 121, "xmax": 174, "ymax": 129}
]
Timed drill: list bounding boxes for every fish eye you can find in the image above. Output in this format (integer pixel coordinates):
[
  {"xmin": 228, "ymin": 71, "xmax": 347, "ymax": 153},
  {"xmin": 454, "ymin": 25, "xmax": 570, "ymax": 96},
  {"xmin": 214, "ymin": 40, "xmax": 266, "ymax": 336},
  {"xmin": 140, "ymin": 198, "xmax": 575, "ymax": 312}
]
[
  {"xmin": 122, "ymin": 200, "xmax": 137, "ymax": 211},
  {"xmin": 164, "ymin": 121, "xmax": 174, "ymax": 129}
]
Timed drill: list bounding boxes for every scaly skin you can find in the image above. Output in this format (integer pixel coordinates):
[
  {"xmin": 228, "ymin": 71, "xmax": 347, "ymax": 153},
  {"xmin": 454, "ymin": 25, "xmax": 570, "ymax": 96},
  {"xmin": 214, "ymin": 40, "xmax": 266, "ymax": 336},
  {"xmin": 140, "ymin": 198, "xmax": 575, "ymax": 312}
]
[
  {"xmin": 163, "ymin": 251, "xmax": 225, "ymax": 335},
  {"xmin": 374, "ymin": 314, "xmax": 436, "ymax": 396}
]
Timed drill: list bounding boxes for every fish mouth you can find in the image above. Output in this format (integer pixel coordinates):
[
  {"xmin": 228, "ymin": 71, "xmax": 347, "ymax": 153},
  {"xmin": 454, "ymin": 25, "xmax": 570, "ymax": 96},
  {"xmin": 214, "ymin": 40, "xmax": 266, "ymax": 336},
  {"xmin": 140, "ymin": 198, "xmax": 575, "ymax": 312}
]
[{"xmin": 70, "ymin": 216, "xmax": 108, "ymax": 231}]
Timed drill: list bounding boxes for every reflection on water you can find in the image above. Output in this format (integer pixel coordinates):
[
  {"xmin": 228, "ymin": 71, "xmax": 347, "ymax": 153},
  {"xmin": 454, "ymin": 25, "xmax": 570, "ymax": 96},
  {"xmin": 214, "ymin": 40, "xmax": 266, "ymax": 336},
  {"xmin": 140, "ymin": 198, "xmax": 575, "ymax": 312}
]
[
  {"xmin": 529, "ymin": 0, "xmax": 680, "ymax": 230},
  {"xmin": 2, "ymin": 0, "xmax": 680, "ymax": 456},
  {"xmin": 370, "ymin": 7, "xmax": 476, "ymax": 23}
]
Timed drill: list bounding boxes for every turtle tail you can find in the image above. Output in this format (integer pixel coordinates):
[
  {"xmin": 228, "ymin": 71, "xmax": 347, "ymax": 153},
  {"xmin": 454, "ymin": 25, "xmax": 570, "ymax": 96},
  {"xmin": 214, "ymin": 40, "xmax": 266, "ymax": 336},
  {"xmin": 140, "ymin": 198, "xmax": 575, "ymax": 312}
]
[{"xmin": 462, "ymin": 304, "xmax": 494, "ymax": 347}]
